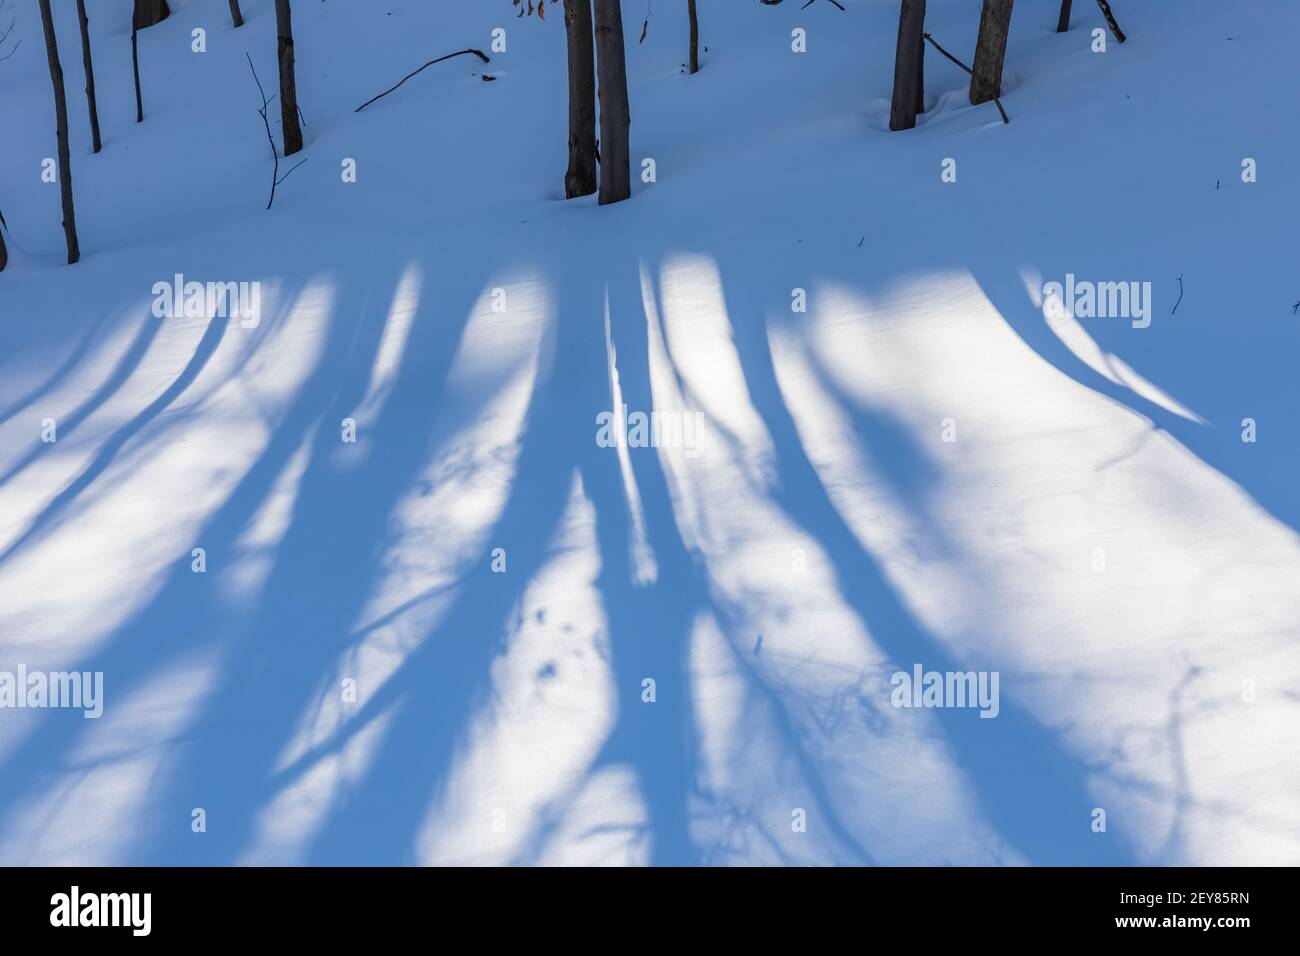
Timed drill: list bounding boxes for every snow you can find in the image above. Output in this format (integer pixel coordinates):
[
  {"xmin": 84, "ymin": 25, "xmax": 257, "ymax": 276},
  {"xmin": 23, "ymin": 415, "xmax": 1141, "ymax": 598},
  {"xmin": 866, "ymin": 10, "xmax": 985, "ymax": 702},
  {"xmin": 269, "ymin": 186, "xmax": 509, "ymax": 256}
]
[{"xmin": 0, "ymin": 0, "xmax": 1297, "ymax": 866}]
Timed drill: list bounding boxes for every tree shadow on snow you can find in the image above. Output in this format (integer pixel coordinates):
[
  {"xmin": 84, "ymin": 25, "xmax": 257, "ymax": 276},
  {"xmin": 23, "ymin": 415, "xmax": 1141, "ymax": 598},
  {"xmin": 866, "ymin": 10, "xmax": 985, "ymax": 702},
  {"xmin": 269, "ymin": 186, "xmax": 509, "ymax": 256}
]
[{"xmin": 5, "ymin": 235, "xmax": 1254, "ymax": 866}]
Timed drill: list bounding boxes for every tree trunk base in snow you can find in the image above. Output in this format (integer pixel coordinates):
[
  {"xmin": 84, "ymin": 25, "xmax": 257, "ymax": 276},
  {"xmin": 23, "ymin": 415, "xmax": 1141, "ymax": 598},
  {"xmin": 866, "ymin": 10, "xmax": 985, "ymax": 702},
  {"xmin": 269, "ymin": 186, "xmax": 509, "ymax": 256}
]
[
  {"xmin": 132, "ymin": 0, "xmax": 169, "ymax": 31},
  {"xmin": 39, "ymin": 0, "xmax": 80, "ymax": 264},
  {"xmin": 688, "ymin": 0, "xmax": 700, "ymax": 75},
  {"xmin": 276, "ymin": 0, "xmax": 304, "ymax": 157},
  {"xmin": 889, "ymin": 0, "xmax": 926, "ymax": 131},
  {"xmin": 76, "ymin": 0, "xmax": 102, "ymax": 154},
  {"xmin": 594, "ymin": 0, "xmax": 631, "ymax": 204},
  {"xmin": 132, "ymin": 27, "xmax": 144, "ymax": 123},
  {"xmin": 970, "ymin": 0, "xmax": 1013, "ymax": 106},
  {"xmin": 1056, "ymin": 0, "xmax": 1073, "ymax": 33},
  {"xmin": 564, "ymin": 0, "xmax": 597, "ymax": 198}
]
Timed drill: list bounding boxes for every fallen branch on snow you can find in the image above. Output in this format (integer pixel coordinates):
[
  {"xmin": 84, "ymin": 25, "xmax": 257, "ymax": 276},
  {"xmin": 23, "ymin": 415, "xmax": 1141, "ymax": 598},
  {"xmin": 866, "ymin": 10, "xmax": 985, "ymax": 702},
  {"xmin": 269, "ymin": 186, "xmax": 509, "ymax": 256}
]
[
  {"xmin": 1095, "ymin": 0, "xmax": 1127, "ymax": 43},
  {"xmin": 355, "ymin": 49, "xmax": 491, "ymax": 113},
  {"xmin": 922, "ymin": 33, "xmax": 1010, "ymax": 124}
]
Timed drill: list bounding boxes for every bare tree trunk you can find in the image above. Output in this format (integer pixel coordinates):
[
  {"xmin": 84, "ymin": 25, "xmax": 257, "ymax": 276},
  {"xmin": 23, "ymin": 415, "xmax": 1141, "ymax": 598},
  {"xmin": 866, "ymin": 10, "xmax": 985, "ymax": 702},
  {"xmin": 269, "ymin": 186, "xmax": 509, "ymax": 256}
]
[
  {"xmin": 889, "ymin": 0, "xmax": 925, "ymax": 131},
  {"xmin": 970, "ymin": 0, "xmax": 1013, "ymax": 106},
  {"xmin": 132, "ymin": 0, "xmax": 169, "ymax": 31},
  {"xmin": 563, "ymin": 0, "xmax": 597, "ymax": 198},
  {"xmin": 229, "ymin": 0, "xmax": 245, "ymax": 29},
  {"xmin": 74, "ymin": 0, "xmax": 101, "ymax": 153},
  {"xmin": 275, "ymin": 0, "xmax": 304, "ymax": 156},
  {"xmin": 914, "ymin": 29, "xmax": 925, "ymax": 114},
  {"xmin": 1056, "ymin": 0, "xmax": 1072, "ymax": 32},
  {"xmin": 132, "ymin": 24, "xmax": 143, "ymax": 122},
  {"xmin": 593, "ymin": 0, "xmax": 630, "ymax": 205},
  {"xmin": 38, "ymin": 0, "xmax": 80, "ymax": 264},
  {"xmin": 688, "ymin": 0, "xmax": 699, "ymax": 75}
]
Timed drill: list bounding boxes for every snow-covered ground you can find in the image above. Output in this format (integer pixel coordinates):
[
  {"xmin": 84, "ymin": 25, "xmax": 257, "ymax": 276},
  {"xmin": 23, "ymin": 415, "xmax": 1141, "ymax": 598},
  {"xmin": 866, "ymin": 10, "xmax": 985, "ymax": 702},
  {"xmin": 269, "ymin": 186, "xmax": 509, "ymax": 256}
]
[{"xmin": 0, "ymin": 0, "xmax": 1297, "ymax": 866}]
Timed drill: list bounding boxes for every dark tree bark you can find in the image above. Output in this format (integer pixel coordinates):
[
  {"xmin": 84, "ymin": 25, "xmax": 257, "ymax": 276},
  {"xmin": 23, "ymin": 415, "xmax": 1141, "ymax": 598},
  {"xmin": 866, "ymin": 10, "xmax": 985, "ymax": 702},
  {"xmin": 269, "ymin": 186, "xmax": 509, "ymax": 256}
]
[
  {"xmin": 229, "ymin": 0, "xmax": 245, "ymax": 29},
  {"xmin": 563, "ymin": 0, "xmax": 597, "ymax": 198},
  {"xmin": 1056, "ymin": 0, "xmax": 1072, "ymax": 33},
  {"xmin": 888, "ymin": 0, "xmax": 925, "ymax": 131},
  {"xmin": 0, "ymin": 232, "xmax": 7, "ymax": 272},
  {"xmin": 74, "ymin": 0, "xmax": 101, "ymax": 153},
  {"xmin": 688, "ymin": 0, "xmax": 699, "ymax": 75},
  {"xmin": 1095, "ymin": 0, "xmax": 1126, "ymax": 42},
  {"xmin": 593, "ymin": 0, "xmax": 630, "ymax": 205},
  {"xmin": 275, "ymin": 0, "xmax": 304, "ymax": 156},
  {"xmin": 970, "ymin": 0, "xmax": 1013, "ymax": 106},
  {"xmin": 914, "ymin": 29, "xmax": 925, "ymax": 114},
  {"xmin": 131, "ymin": 24, "xmax": 143, "ymax": 122},
  {"xmin": 38, "ymin": 0, "xmax": 80, "ymax": 264},
  {"xmin": 132, "ymin": 0, "xmax": 169, "ymax": 31}
]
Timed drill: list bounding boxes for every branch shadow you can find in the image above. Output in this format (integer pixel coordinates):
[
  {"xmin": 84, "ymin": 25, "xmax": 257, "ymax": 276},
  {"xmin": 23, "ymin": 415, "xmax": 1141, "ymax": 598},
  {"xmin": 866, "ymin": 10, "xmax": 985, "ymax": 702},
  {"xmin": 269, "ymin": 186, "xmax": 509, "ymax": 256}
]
[
  {"xmin": 0, "ymin": 312, "xmax": 232, "ymax": 567},
  {"xmin": 0, "ymin": 262, "xmax": 373, "ymax": 851},
  {"xmin": 133, "ymin": 254, "xmax": 492, "ymax": 865},
  {"xmin": 0, "ymin": 309, "xmax": 164, "ymax": 493},
  {"xmin": 712, "ymin": 246, "xmax": 1134, "ymax": 865},
  {"xmin": 0, "ymin": 306, "xmax": 113, "ymax": 430},
  {"xmin": 971, "ymin": 264, "xmax": 1300, "ymax": 542}
]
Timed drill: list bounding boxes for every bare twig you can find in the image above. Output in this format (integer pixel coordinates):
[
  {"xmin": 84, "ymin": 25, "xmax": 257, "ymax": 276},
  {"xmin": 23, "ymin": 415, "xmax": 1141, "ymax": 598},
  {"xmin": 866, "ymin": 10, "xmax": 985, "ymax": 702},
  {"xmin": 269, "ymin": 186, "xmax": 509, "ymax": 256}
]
[
  {"xmin": 354, "ymin": 48, "xmax": 491, "ymax": 112},
  {"xmin": 131, "ymin": 24, "xmax": 143, "ymax": 122},
  {"xmin": 277, "ymin": 157, "xmax": 308, "ymax": 189},
  {"xmin": 1172, "ymin": 274, "xmax": 1183, "ymax": 315},
  {"xmin": 922, "ymin": 32, "xmax": 1010, "ymax": 124},
  {"xmin": 248, "ymin": 53, "xmax": 305, "ymax": 210},
  {"xmin": 0, "ymin": 16, "xmax": 19, "ymax": 61},
  {"xmin": 0, "ymin": 0, "xmax": 15, "ymax": 63}
]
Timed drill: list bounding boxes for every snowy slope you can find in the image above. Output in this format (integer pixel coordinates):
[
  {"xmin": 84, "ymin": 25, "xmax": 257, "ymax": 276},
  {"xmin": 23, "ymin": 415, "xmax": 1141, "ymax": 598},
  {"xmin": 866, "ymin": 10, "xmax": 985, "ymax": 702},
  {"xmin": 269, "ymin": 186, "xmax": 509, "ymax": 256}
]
[{"xmin": 0, "ymin": 0, "xmax": 1297, "ymax": 865}]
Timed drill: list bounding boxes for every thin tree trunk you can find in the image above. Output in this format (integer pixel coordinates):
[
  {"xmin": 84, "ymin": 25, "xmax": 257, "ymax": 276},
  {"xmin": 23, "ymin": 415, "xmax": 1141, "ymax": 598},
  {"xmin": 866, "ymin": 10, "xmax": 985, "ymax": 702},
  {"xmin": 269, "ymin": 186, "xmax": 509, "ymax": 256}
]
[
  {"xmin": 563, "ymin": 0, "xmax": 597, "ymax": 198},
  {"xmin": 0, "ymin": 222, "xmax": 7, "ymax": 272},
  {"xmin": 889, "ymin": 0, "xmax": 925, "ymax": 131},
  {"xmin": 132, "ymin": 25, "xmax": 143, "ymax": 123},
  {"xmin": 229, "ymin": 0, "xmax": 245, "ymax": 29},
  {"xmin": 1095, "ymin": 0, "xmax": 1126, "ymax": 42},
  {"xmin": 593, "ymin": 0, "xmax": 630, "ymax": 205},
  {"xmin": 914, "ymin": 29, "xmax": 925, "ymax": 114},
  {"xmin": 1056, "ymin": 0, "xmax": 1072, "ymax": 33},
  {"xmin": 275, "ymin": 0, "xmax": 304, "ymax": 156},
  {"xmin": 132, "ymin": 0, "xmax": 169, "ymax": 31},
  {"xmin": 688, "ymin": 0, "xmax": 699, "ymax": 74},
  {"xmin": 74, "ymin": 0, "xmax": 101, "ymax": 153},
  {"xmin": 970, "ymin": 0, "xmax": 1013, "ymax": 106},
  {"xmin": 38, "ymin": 0, "xmax": 80, "ymax": 264}
]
